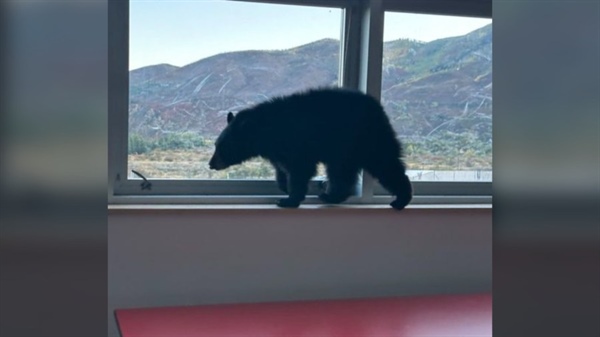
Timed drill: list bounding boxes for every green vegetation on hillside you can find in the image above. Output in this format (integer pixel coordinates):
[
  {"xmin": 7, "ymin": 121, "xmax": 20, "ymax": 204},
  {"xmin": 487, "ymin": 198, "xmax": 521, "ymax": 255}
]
[
  {"xmin": 128, "ymin": 133, "xmax": 491, "ymax": 180},
  {"xmin": 129, "ymin": 132, "xmax": 206, "ymax": 154}
]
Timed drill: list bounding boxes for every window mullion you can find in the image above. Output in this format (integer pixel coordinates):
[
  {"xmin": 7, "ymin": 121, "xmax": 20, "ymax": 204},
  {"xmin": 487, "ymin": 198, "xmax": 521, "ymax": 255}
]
[
  {"xmin": 340, "ymin": 5, "xmax": 362, "ymax": 89},
  {"xmin": 358, "ymin": 0, "xmax": 385, "ymax": 202}
]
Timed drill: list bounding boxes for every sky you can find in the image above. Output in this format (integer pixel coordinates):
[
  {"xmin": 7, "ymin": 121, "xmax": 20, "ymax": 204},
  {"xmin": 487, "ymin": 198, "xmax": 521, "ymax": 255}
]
[{"xmin": 129, "ymin": 0, "xmax": 491, "ymax": 70}]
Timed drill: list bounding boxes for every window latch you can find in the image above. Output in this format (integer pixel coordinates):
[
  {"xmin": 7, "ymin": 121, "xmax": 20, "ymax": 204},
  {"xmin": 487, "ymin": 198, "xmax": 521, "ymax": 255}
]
[{"xmin": 131, "ymin": 170, "xmax": 152, "ymax": 191}]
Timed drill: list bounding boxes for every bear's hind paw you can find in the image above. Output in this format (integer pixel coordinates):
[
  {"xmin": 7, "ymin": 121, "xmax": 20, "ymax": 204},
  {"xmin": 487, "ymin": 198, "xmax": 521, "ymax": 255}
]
[{"xmin": 390, "ymin": 196, "xmax": 411, "ymax": 210}]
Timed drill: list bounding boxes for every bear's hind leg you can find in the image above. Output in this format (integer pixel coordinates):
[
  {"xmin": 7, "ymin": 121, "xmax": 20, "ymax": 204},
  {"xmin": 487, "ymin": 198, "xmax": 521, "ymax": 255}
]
[
  {"xmin": 319, "ymin": 164, "xmax": 360, "ymax": 204},
  {"xmin": 277, "ymin": 163, "xmax": 317, "ymax": 208},
  {"xmin": 365, "ymin": 158, "xmax": 413, "ymax": 210}
]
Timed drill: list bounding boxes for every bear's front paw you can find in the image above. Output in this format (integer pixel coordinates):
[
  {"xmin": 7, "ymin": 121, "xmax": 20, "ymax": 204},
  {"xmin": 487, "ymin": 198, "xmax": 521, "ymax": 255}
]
[{"xmin": 277, "ymin": 198, "xmax": 301, "ymax": 208}]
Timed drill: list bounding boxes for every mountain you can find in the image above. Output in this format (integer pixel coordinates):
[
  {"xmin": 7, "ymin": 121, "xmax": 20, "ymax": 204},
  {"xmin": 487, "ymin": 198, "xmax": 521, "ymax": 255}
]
[
  {"xmin": 129, "ymin": 24, "xmax": 491, "ymax": 142},
  {"xmin": 380, "ymin": 25, "xmax": 492, "ymax": 141},
  {"xmin": 130, "ymin": 63, "xmax": 180, "ymax": 84},
  {"xmin": 129, "ymin": 38, "xmax": 338, "ymax": 137}
]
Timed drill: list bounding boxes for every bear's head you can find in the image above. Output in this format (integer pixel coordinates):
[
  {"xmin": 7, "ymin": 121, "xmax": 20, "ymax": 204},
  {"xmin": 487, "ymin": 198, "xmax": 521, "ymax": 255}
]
[{"xmin": 208, "ymin": 111, "xmax": 258, "ymax": 170}]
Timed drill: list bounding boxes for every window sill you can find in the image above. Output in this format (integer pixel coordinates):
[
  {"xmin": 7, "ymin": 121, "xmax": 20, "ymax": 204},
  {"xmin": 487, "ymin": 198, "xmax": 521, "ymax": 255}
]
[{"xmin": 108, "ymin": 203, "xmax": 492, "ymax": 214}]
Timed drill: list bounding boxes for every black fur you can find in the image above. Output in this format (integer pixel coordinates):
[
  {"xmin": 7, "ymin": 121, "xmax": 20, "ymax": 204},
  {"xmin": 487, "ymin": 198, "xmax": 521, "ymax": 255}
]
[{"xmin": 208, "ymin": 88, "xmax": 413, "ymax": 210}]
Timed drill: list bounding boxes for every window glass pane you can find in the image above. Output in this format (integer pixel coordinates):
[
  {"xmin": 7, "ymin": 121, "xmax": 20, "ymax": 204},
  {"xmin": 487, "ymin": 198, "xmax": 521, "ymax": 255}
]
[
  {"xmin": 128, "ymin": 1, "xmax": 341, "ymax": 179},
  {"xmin": 382, "ymin": 13, "xmax": 492, "ymax": 182}
]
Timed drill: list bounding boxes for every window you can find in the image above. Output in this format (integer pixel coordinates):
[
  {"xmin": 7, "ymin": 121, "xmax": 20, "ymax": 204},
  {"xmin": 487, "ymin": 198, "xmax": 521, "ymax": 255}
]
[
  {"xmin": 128, "ymin": 0, "xmax": 341, "ymax": 180},
  {"xmin": 381, "ymin": 12, "xmax": 492, "ymax": 183},
  {"xmin": 109, "ymin": 0, "xmax": 492, "ymax": 204}
]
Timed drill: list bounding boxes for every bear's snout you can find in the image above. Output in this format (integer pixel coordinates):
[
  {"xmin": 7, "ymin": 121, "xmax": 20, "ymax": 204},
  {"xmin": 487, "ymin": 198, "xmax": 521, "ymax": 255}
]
[{"xmin": 208, "ymin": 153, "xmax": 226, "ymax": 170}]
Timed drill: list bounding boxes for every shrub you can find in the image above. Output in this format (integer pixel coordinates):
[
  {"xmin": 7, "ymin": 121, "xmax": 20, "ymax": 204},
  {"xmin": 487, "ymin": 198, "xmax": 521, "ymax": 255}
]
[
  {"xmin": 156, "ymin": 132, "xmax": 206, "ymax": 150},
  {"xmin": 129, "ymin": 134, "xmax": 153, "ymax": 154}
]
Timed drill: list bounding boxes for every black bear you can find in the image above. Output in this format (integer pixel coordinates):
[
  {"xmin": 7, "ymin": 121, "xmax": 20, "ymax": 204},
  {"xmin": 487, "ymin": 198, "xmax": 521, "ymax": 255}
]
[{"xmin": 208, "ymin": 87, "xmax": 413, "ymax": 210}]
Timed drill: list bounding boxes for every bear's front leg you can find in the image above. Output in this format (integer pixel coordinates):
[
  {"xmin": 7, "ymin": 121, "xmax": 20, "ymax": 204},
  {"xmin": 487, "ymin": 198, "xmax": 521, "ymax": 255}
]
[
  {"xmin": 276, "ymin": 164, "xmax": 315, "ymax": 208},
  {"xmin": 274, "ymin": 165, "xmax": 288, "ymax": 194}
]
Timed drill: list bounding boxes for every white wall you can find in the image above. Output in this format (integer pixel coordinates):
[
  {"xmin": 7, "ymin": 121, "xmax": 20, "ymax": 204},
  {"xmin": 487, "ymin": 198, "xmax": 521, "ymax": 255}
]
[{"xmin": 108, "ymin": 207, "xmax": 491, "ymax": 336}]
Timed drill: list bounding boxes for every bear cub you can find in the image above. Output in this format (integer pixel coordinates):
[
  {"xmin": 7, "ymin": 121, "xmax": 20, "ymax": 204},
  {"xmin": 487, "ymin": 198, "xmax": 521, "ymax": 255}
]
[{"xmin": 208, "ymin": 88, "xmax": 413, "ymax": 210}]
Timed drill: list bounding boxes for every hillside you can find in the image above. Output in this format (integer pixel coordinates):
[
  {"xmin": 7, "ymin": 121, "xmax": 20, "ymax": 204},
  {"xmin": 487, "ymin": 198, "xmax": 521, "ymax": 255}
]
[
  {"xmin": 129, "ymin": 24, "xmax": 492, "ymax": 146},
  {"xmin": 381, "ymin": 24, "xmax": 492, "ymax": 146}
]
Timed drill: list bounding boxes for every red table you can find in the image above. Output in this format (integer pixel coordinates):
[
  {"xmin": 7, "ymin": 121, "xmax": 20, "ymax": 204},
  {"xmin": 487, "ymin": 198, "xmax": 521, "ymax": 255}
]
[{"xmin": 115, "ymin": 293, "xmax": 491, "ymax": 337}]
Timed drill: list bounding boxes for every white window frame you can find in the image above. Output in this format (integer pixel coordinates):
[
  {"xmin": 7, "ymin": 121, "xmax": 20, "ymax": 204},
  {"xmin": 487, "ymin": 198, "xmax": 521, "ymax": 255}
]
[{"xmin": 108, "ymin": 0, "xmax": 492, "ymax": 205}]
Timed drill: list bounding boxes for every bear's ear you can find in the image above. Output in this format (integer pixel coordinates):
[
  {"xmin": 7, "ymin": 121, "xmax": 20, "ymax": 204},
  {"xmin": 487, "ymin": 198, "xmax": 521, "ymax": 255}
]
[{"xmin": 227, "ymin": 112, "xmax": 235, "ymax": 124}]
